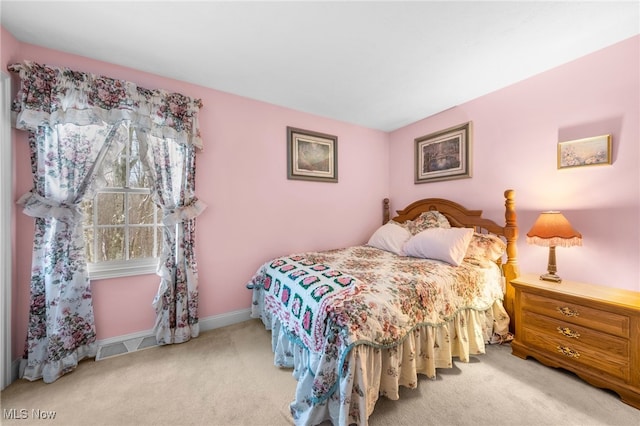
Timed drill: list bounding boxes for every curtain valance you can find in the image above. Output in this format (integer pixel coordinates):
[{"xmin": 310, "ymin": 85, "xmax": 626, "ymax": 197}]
[{"xmin": 8, "ymin": 61, "xmax": 204, "ymax": 150}]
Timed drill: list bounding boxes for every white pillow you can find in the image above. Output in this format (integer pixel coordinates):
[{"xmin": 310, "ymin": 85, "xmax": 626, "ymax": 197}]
[
  {"xmin": 367, "ymin": 221, "xmax": 412, "ymax": 256},
  {"xmin": 403, "ymin": 227, "xmax": 474, "ymax": 266}
]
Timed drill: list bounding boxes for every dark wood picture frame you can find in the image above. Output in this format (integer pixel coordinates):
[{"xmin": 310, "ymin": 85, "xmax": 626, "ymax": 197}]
[
  {"xmin": 414, "ymin": 121, "xmax": 472, "ymax": 184},
  {"xmin": 287, "ymin": 126, "xmax": 338, "ymax": 183}
]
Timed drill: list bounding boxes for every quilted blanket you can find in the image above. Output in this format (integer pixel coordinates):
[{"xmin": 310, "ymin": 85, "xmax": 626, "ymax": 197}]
[
  {"xmin": 247, "ymin": 245, "xmax": 504, "ymax": 402},
  {"xmin": 254, "ymin": 254, "xmax": 357, "ymax": 352}
]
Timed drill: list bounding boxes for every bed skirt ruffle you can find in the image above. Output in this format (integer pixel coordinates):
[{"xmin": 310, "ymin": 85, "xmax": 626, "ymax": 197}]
[{"xmin": 251, "ymin": 286, "xmax": 509, "ymax": 426}]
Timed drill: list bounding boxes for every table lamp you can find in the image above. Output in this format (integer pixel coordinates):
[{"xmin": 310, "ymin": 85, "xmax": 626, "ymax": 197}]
[{"xmin": 526, "ymin": 211, "xmax": 582, "ymax": 283}]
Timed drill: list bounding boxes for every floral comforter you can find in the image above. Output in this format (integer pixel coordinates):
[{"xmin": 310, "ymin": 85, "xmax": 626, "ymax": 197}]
[{"xmin": 247, "ymin": 245, "xmax": 505, "ymax": 407}]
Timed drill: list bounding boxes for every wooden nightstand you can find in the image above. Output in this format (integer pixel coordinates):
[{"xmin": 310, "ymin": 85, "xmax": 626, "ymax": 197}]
[{"xmin": 511, "ymin": 274, "xmax": 640, "ymax": 409}]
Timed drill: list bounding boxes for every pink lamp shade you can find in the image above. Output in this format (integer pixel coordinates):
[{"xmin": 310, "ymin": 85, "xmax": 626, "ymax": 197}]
[
  {"xmin": 526, "ymin": 211, "xmax": 582, "ymax": 247},
  {"xmin": 526, "ymin": 211, "xmax": 582, "ymax": 282}
]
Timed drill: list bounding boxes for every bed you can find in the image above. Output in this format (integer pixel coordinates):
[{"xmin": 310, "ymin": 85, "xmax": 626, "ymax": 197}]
[{"xmin": 247, "ymin": 190, "xmax": 519, "ymax": 425}]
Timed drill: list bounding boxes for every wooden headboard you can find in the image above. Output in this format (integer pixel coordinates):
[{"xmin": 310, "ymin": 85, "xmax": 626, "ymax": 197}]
[{"xmin": 383, "ymin": 189, "xmax": 519, "ymax": 330}]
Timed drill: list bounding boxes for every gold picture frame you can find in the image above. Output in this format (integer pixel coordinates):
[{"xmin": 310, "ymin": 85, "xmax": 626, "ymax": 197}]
[
  {"xmin": 287, "ymin": 127, "xmax": 338, "ymax": 182},
  {"xmin": 415, "ymin": 122, "xmax": 472, "ymax": 184},
  {"xmin": 558, "ymin": 134, "xmax": 612, "ymax": 169}
]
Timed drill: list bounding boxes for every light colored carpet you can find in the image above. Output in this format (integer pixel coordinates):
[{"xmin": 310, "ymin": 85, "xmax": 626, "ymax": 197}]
[{"xmin": 1, "ymin": 319, "xmax": 638, "ymax": 426}]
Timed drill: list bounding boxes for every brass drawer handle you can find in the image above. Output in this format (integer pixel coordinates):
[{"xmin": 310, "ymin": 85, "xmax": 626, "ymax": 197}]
[
  {"xmin": 557, "ymin": 327, "xmax": 580, "ymax": 339},
  {"xmin": 557, "ymin": 306, "xmax": 579, "ymax": 317},
  {"xmin": 557, "ymin": 345, "xmax": 580, "ymax": 358}
]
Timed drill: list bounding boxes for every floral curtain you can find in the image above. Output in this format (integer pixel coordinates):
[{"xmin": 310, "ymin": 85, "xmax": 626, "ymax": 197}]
[
  {"xmin": 141, "ymin": 136, "xmax": 206, "ymax": 344},
  {"xmin": 9, "ymin": 61, "xmax": 205, "ymax": 382}
]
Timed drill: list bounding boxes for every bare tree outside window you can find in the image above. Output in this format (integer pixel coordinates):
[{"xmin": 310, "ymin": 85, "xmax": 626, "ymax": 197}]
[{"xmin": 82, "ymin": 122, "xmax": 162, "ymax": 277}]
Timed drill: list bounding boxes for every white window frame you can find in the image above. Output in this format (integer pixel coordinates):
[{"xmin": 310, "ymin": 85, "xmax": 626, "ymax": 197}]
[
  {"xmin": 1, "ymin": 72, "xmax": 13, "ymax": 388},
  {"xmin": 84, "ymin": 125, "xmax": 162, "ymax": 280},
  {"xmin": 88, "ymin": 257, "xmax": 159, "ymax": 280}
]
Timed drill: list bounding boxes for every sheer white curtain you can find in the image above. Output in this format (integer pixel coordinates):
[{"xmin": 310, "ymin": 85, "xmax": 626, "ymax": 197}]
[{"xmin": 9, "ymin": 61, "xmax": 205, "ymax": 383}]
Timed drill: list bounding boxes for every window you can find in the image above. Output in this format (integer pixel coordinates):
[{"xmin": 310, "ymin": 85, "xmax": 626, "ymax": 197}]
[{"xmin": 82, "ymin": 122, "xmax": 163, "ymax": 279}]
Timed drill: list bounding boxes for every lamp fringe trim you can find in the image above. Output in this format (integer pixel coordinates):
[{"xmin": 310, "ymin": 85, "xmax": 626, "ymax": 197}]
[{"xmin": 526, "ymin": 236, "xmax": 582, "ymax": 247}]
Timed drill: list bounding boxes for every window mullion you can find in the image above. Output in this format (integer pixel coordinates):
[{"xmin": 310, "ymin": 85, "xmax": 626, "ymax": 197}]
[
  {"xmin": 124, "ymin": 125, "xmax": 132, "ymax": 261},
  {"xmin": 155, "ymin": 213, "xmax": 159, "ymax": 259},
  {"xmin": 124, "ymin": 193, "xmax": 130, "ymax": 261},
  {"xmin": 93, "ymin": 194, "xmax": 98, "ymax": 263},
  {"xmin": 154, "ymin": 197, "xmax": 159, "ymax": 259}
]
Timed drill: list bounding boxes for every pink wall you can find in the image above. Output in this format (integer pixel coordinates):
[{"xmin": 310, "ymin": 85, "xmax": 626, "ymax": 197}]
[
  {"xmin": 4, "ymin": 27, "xmax": 639, "ymax": 362},
  {"xmin": 2, "ymin": 29, "xmax": 389, "ymax": 359},
  {"xmin": 389, "ymin": 35, "xmax": 640, "ymax": 292}
]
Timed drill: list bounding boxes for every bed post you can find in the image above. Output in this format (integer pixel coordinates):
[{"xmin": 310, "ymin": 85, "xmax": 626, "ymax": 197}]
[
  {"xmin": 383, "ymin": 198, "xmax": 390, "ymax": 224},
  {"xmin": 502, "ymin": 189, "xmax": 519, "ymax": 332}
]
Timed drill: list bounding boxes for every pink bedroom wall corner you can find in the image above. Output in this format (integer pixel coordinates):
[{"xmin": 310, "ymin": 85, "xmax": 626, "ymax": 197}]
[
  {"xmin": 388, "ymin": 35, "xmax": 640, "ymax": 292},
  {"xmin": 4, "ymin": 34, "xmax": 390, "ymax": 358}
]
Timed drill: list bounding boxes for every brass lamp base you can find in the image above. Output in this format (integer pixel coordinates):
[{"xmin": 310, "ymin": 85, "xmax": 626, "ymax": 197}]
[
  {"xmin": 540, "ymin": 273, "xmax": 562, "ymax": 283},
  {"xmin": 541, "ymin": 245, "xmax": 562, "ymax": 282}
]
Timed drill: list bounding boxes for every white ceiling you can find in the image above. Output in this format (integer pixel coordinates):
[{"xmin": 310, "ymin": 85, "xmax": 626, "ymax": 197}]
[{"xmin": 2, "ymin": 1, "xmax": 639, "ymax": 131}]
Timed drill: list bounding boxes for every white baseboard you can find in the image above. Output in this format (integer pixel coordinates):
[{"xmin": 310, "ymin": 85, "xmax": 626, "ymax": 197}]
[
  {"xmin": 199, "ymin": 308, "xmax": 252, "ymax": 332},
  {"xmin": 9, "ymin": 308, "xmax": 253, "ymax": 379},
  {"xmin": 95, "ymin": 308, "xmax": 251, "ymax": 347}
]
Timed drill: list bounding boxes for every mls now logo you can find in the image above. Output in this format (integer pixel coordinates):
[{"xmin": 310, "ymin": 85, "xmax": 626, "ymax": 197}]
[
  {"xmin": 3, "ymin": 408, "xmax": 57, "ymax": 420},
  {"xmin": 3, "ymin": 409, "xmax": 28, "ymax": 419}
]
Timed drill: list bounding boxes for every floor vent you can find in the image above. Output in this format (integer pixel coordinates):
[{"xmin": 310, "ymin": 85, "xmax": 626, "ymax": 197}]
[{"xmin": 96, "ymin": 335, "xmax": 158, "ymax": 361}]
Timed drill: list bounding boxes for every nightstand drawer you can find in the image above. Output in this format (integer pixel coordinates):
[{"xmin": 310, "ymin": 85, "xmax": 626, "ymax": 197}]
[
  {"xmin": 522, "ymin": 310, "xmax": 628, "ymax": 360},
  {"xmin": 511, "ymin": 274, "xmax": 640, "ymax": 409},
  {"xmin": 521, "ymin": 292, "xmax": 629, "ymax": 337},
  {"xmin": 521, "ymin": 325, "xmax": 629, "ymax": 381}
]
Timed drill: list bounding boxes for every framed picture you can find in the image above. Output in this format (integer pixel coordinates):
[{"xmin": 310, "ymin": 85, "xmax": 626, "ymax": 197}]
[
  {"xmin": 415, "ymin": 122, "xmax": 472, "ymax": 184},
  {"xmin": 558, "ymin": 134, "xmax": 612, "ymax": 169},
  {"xmin": 287, "ymin": 127, "xmax": 338, "ymax": 182}
]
